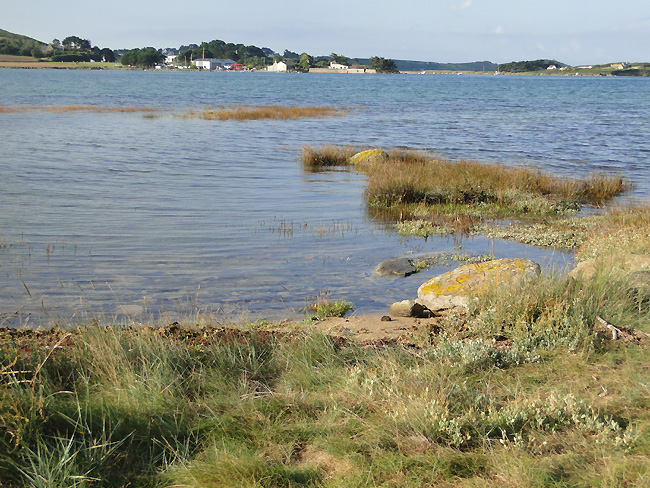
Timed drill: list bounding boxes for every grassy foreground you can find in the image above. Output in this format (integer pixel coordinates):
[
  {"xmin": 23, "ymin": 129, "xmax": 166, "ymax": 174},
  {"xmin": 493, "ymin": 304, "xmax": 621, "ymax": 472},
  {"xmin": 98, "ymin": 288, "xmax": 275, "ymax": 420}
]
[{"xmin": 2, "ymin": 252, "xmax": 650, "ymax": 487}]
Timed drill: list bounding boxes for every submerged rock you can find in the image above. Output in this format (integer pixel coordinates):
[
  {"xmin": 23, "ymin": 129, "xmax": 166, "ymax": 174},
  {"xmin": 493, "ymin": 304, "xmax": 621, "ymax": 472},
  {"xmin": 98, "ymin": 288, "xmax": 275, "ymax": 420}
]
[
  {"xmin": 417, "ymin": 258, "xmax": 541, "ymax": 312},
  {"xmin": 376, "ymin": 257, "xmax": 417, "ymax": 277},
  {"xmin": 349, "ymin": 148, "xmax": 389, "ymax": 166}
]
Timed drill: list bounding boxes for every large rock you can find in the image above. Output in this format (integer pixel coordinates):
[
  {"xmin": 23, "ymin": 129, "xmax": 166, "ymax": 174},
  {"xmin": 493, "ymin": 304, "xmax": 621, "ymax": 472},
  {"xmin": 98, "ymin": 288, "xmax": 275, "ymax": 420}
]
[
  {"xmin": 569, "ymin": 254, "xmax": 650, "ymax": 281},
  {"xmin": 376, "ymin": 257, "xmax": 417, "ymax": 277},
  {"xmin": 349, "ymin": 149, "xmax": 388, "ymax": 166},
  {"xmin": 417, "ymin": 258, "xmax": 541, "ymax": 312}
]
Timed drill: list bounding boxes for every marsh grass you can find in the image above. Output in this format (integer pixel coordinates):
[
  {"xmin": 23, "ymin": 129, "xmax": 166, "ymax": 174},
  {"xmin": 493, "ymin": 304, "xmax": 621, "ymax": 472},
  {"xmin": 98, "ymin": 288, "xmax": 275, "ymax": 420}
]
[
  {"xmin": 301, "ymin": 145, "xmax": 358, "ymax": 171},
  {"xmin": 0, "ymin": 105, "xmax": 347, "ymax": 123},
  {"xmin": 302, "ymin": 146, "xmax": 627, "ymax": 239},
  {"xmin": 0, "ymin": 105, "xmax": 158, "ymax": 114},
  {"xmin": 305, "ymin": 291, "xmax": 353, "ymax": 319},
  {"xmin": 187, "ymin": 105, "xmax": 347, "ymax": 121}
]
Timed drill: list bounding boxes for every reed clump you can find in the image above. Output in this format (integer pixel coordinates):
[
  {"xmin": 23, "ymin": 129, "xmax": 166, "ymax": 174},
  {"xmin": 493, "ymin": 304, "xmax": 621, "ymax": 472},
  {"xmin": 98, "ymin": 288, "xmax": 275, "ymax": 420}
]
[
  {"xmin": 301, "ymin": 145, "xmax": 358, "ymax": 170},
  {"xmin": 188, "ymin": 105, "xmax": 347, "ymax": 121}
]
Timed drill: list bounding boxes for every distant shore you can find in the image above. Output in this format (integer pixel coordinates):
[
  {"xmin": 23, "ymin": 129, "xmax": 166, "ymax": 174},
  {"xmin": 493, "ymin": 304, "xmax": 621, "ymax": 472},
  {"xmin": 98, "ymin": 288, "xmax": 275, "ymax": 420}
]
[{"xmin": 1, "ymin": 56, "xmax": 647, "ymax": 77}]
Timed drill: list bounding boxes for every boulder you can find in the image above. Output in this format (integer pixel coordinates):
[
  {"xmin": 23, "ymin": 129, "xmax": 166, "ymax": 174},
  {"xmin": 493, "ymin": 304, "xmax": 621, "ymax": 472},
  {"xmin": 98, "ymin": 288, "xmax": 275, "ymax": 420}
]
[
  {"xmin": 349, "ymin": 149, "xmax": 389, "ymax": 166},
  {"xmin": 417, "ymin": 258, "xmax": 541, "ymax": 312},
  {"xmin": 569, "ymin": 254, "xmax": 650, "ymax": 281},
  {"xmin": 376, "ymin": 257, "xmax": 417, "ymax": 277}
]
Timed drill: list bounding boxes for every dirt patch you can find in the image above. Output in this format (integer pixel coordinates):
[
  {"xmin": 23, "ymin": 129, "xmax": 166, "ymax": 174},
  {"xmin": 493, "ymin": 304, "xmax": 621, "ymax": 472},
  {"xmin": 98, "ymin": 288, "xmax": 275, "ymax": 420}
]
[{"xmin": 300, "ymin": 314, "xmax": 440, "ymax": 345}]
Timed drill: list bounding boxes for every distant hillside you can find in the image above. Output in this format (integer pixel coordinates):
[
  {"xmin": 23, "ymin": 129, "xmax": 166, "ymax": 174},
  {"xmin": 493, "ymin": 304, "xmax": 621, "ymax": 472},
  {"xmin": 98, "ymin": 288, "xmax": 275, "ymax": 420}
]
[
  {"xmin": 497, "ymin": 59, "xmax": 567, "ymax": 72},
  {"xmin": 0, "ymin": 28, "xmax": 51, "ymax": 57},
  {"xmin": 396, "ymin": 60, "xmax": 497, "ymax": 72},
  {"xmin": 351, "ymin": 58, "xmax": 496, "ymax": 72}
]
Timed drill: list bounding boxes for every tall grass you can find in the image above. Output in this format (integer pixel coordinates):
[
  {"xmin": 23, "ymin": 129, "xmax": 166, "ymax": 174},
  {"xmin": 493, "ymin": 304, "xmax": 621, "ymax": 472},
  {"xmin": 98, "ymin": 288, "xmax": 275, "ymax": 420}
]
[{"xmin": 301, "ymin": 145, "xmax": 358, "ymax": 170}]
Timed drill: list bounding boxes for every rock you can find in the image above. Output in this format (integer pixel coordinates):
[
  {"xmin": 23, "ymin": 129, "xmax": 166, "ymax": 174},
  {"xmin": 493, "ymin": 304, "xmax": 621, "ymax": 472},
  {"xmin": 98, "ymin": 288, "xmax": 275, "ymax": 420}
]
[
  {"xmin": 380, "ymin": 315, "xmax": 392, "ymax": 322},
  {"xmin": 388, "ymin": 299, "xmax": 434, "ymax": 318},
  {"xmin": 417, "ymin": 258, "xmax": 541, "ymax": 312},
  {"xmin": 376, "ymin": 257, "xmax": 417, "ymax": 277},
  {"xmin": 569, "ymin": 254, "xmax": 650, "ymax": 281},
  {"xmin": 389, "ymin": 300, "xmax": 415, "ymax": 317},
  {"xmin": 349, "ymin": 149, "xmax": 389, "ymax": 166}
]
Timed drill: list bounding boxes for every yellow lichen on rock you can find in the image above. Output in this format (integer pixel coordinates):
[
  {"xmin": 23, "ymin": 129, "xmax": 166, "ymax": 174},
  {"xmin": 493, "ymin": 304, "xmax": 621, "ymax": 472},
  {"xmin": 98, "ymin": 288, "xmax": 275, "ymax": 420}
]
[
  {"xmin": 417, "ymin": 258, "xmax": 541, "ymax": 312},
  {"xmin": 349, "ymin": 149, "xmax": 389, "ymax": 166}
]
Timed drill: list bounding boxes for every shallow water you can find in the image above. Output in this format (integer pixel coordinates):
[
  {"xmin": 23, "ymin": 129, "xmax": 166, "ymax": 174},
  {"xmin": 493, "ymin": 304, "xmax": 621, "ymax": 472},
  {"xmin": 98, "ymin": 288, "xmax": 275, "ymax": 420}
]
[{"xmin": 1, "ymin": 70, "xmax": 648, "ymax": 326}]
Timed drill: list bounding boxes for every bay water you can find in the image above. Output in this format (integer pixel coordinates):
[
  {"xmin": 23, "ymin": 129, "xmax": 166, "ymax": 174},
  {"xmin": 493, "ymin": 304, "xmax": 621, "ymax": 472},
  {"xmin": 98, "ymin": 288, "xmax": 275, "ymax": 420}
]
[{"xmin": 1, "ymin": 70, "xmax": 648, "ymax": 326}]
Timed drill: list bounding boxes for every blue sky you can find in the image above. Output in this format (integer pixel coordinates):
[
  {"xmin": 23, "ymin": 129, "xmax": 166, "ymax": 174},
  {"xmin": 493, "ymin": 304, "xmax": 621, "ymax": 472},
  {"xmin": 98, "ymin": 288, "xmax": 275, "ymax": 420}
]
[{"xmin": 4, "ymin": 0, "xmax": 649, "ymax": 64}]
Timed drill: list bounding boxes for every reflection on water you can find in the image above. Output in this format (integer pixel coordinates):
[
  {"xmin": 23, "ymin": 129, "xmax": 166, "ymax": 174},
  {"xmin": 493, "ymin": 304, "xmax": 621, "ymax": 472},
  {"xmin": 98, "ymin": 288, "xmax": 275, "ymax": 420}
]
[{"xmin": 1, "ymin": 71, "xmax": 648, "ymax": 326}]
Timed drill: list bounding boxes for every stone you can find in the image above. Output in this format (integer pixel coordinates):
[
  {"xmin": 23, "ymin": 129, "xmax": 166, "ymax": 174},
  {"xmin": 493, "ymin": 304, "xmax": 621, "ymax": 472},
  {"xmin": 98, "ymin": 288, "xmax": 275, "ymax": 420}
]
[
  {"xmin": 569, "ymin": 254, "xmax": 650, "ymax": 281},
  {"xmin": 388, "ymin": 299, "xmax": 434, "ymax": 318},
  {"xmin": 376, "ymin": 257, "xmax": 417, "ymax": 277},
  {"xmin": 417, "ymin": 258, "xmax": 541, "ymax": 312},
  {"xmin": 349, "ymin": 149, "xmax": 389, "ymax": 166}
]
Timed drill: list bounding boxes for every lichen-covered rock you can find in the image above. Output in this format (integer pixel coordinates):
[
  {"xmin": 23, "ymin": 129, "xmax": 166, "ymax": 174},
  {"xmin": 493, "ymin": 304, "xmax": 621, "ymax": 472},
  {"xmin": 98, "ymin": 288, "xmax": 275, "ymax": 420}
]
[
  {"xmin": 349, "ymin": 149, "xmax": 389, "ymax": 166},
  {"xmin": 417, "ymin": 258, "xmax": 541, "ymax": 312},
  {"xmin": 376, "ymin": 258, "xmax": 417, "ymax": 277},
  {"xmin": 569, "ymin": 254, "xmax": 650, "ymax": 281}
]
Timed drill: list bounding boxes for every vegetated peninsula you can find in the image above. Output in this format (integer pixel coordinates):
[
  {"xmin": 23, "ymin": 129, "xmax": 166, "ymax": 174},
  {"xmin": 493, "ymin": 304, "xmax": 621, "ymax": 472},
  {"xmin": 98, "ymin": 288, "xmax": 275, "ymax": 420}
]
[{"xmin": 4, "ymin": 27, "xmax": 645, "ymax": 75}]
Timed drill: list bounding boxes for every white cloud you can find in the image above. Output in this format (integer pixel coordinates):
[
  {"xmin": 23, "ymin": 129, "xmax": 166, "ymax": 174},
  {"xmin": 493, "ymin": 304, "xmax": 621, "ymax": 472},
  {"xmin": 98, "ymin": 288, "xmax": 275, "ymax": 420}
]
[
  {"xmin": 495, "ymin": 25, "xmax": 504, "ymax": 34},
  {"xmin": 451, "ymin": 0, "xmax": 472, "ymax": 11}
]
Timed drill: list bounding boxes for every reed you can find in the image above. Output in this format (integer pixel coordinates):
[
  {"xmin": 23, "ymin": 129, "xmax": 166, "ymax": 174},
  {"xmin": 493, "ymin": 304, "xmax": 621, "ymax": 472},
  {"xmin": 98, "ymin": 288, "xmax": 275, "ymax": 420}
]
[
  {"xmin": 189, "ymin": 105, "xmax": 346, "ymax": 121},
  {"xmin": 0, "ymin": 105, "xmax": 158, "ymax": 114},
  {"xmin": 301, "ymin": 145, "xmax": 358, "ymax": 170}
]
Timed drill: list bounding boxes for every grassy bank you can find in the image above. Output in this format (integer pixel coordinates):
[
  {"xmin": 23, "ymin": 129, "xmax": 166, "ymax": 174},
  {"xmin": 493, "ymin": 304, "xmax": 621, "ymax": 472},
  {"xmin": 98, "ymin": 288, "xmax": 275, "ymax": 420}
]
[{"xmin": 2, "ymin": 253, "xmax": 650, "ymax": 487}]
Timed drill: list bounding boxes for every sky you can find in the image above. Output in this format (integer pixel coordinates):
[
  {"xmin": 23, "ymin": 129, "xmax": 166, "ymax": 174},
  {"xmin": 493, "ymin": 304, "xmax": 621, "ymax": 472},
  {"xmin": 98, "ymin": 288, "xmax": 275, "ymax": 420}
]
[{"xmin": 3, "ymin": 0, "xmax": 649, "ymax": 65}]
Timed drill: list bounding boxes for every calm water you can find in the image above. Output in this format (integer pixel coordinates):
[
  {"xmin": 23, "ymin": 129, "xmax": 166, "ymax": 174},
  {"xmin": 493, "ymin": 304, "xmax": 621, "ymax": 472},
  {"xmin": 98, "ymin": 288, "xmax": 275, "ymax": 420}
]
[{"xmin": 1, "ymin": 70, "xmax": 649, "ymax": 326}]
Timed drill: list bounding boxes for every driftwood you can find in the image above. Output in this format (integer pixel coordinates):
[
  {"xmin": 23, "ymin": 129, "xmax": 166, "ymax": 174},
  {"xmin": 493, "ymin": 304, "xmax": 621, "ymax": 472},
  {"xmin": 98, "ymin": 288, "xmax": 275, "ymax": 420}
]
[{"xmin": 594, "ymin": 316, "xmax": 649, "ymax": 343}]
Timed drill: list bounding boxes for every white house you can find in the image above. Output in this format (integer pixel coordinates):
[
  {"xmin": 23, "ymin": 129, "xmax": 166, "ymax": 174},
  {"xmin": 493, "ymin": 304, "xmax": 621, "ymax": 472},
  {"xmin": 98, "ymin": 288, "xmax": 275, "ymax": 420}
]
[
  {"xmin": 329, "ymin": 62, "xmax": 348, "ymax": 70},
  {"xmin": 267, "ymin": 61, "xmax": 288, "ymax": 72},
  {"xmin": 165, "ymin": 54, "xmax": 178, "ymax": 64}
]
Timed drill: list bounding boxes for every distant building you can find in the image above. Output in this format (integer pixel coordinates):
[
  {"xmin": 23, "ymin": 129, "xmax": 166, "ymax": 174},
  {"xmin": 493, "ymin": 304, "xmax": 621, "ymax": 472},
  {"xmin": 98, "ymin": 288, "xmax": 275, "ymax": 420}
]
[
  {"xmin": 267, "ymin": 61, "xmax": 287, "ymax": 72},
  {"xmin": 194, "ymin": 58, "xmax": 237, "ymax": 70},
  {"xmin": 547, "ymin": 65, "xmax": 557, "ymax": 70},
  {"xmin": 165, "ymin": 54, "xmax": 178, "ymax": 64},
  {"xmin": 329, "ymin": 62, "xmax": 348, "ymax": 70}
]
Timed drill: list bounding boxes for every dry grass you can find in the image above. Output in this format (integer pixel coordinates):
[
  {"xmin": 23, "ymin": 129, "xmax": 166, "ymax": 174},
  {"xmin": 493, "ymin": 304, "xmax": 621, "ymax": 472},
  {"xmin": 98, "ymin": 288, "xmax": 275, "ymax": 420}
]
[
  {"xmin": 576, "ymin": 202, "xmax": 650, "ymax": 260},
  {"xmin": 0, "ymin": 105, "xmax": 348, "ymax": 122},
  {"xmin": 0, "ymin": 105, "xmax": 158, "ymax": 114},
  {"xmin": 186, "ymin": 105, "xmax": 347, "ymax": 121},
  {"xmin": 302, "ymin": 145, "xmax": 359, "ymax": 170},
  {"xmin": 363, "ymin": 153, "xmax": 626, "ymax": 208}
]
